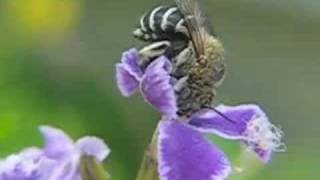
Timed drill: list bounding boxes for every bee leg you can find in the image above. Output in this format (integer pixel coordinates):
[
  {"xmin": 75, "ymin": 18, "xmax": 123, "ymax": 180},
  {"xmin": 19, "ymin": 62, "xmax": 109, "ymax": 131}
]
[
  {"xmin": 174, "ymin": 76, "xmax": 188, "ymax": 92},
  {"xmin": 174, "ymin": 45, "xmax": 193, "ymax": 67},
  {"xmin": 139, "ymin": 41, "xmax": 171, "ymax": 68}
]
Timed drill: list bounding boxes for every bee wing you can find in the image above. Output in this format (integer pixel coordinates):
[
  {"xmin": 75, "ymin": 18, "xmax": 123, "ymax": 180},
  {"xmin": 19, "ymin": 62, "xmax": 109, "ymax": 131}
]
[{"xmin": 174, "ymin": 0, "xmax": 211, "ymax": 58}]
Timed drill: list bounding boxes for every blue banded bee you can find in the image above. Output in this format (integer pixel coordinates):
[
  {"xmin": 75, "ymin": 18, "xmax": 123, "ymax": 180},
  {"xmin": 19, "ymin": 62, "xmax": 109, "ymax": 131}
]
[{"xmin": 135, "ymin": 0, "xmax": 225, "ymax": 118}]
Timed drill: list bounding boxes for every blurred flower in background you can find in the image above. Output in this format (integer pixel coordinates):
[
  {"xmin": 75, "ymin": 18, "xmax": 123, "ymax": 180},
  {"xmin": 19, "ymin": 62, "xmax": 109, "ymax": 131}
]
[
  {"xmin": 4, "ymin": 0, "xmax": 80, "ymax": 42},
  {"xmin": 0, "ymin": 125, "xmax": 110, "ymax": 180}
]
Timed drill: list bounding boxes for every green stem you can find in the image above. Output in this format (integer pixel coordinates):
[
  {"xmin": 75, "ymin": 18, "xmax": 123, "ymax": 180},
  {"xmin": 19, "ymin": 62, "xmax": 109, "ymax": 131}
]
[
  {"xmin": 229, "ymin": 148, "xmax": 263, "ymax": 180},
  {"xmin": 80, "ymin": 155, "xmax": 110, "ymax": 180},
  {"xmin": 136, "ymin": 126, "xmax": 160, "ymax": 180}
]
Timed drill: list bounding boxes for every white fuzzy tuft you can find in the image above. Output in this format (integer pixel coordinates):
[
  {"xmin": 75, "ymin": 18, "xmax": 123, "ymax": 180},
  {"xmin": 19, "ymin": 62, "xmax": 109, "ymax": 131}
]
[{"xmin": 244, "ymin": 115, "xmax": 286, "ymax": 153}]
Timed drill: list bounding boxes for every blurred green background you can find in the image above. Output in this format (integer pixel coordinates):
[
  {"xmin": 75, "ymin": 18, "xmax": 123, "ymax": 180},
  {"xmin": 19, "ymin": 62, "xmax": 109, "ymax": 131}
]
[{"xmin": 0, "ymin": 0, "xmax": 319, "ymax": 179}]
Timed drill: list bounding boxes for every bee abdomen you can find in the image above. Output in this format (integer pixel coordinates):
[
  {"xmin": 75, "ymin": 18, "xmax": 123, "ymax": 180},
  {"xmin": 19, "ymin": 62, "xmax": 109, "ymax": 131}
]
[{"xmin": 133, "ymin": 6, "xmax": 188, "ymax": 41}]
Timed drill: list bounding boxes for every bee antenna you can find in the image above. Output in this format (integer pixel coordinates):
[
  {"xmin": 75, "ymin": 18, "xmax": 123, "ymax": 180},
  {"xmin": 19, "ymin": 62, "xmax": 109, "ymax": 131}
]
[{"xmin": 204, "ymin": 106, "xmax": 236, "ymax": 124}]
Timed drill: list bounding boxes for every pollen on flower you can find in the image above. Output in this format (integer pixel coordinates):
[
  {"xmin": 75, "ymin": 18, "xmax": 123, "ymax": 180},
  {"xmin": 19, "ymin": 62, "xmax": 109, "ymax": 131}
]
[{"xmin": 243, "ymin": 115, "xmax": 286, "ymax": 153}]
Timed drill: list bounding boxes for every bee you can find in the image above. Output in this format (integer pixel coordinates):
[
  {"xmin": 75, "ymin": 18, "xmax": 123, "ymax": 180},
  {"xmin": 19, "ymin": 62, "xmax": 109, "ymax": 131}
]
[{"xmin": 136, "ymin": 0, "xmax": 226, "ymax": 118}]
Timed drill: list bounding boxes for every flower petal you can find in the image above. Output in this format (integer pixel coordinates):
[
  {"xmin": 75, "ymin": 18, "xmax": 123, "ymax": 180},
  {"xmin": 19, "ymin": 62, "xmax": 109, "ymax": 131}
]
[
  {"xmin": 47, "ymin": 155, "xmax": 80, "ymax": 180},
  {"xmin": 116, "ymin": 64, "xmax": 140, "ymax": 96},
  {"xmin": 158, "ymin": 120, "xmax": 231, "ymax": 180},
  {"xmin": 0, "ymin": 148, "xmax": 43, "ymax": 180},
  {"xmin": 0, "ymin": 155, "xmax": 36, "ymax": 179},
  {"xmin": 189, "ymin": 104, "xmax": 285, "ymax": 163},
  {"xmin": 39, "ymin": 125, "xmax": 74, "ymax": 160},
  {"xmin": 17, "ymin": 147, "xmax": 42, "ymax": 160},
  {"xmin": 116, "ymin": 48, "xmax": 143, "ymax": 97},
  {"xmin": 253, "ymin": 148, "xmax": 273, "ymax": 163},
  {"xmin": 120, "ymin": 48, "xmax": 143, "ymax": 79},
  {"xmin": 188, "ymin": 104, "xmax": 258, "ymax": 139},
  {"xmin": 140, "ymin": 57, "xmax": 177, "ymax": 118},
  {"xmin": 0, "ymin": 126, "xmax": 112, "ymax": 180},
  {"xmin": 243, "ymin": 115, "xmax": 286, "ymax": 163},
  {"xmin": 75, "ymin": 137, "xmax": 110, "ymax": 162}
]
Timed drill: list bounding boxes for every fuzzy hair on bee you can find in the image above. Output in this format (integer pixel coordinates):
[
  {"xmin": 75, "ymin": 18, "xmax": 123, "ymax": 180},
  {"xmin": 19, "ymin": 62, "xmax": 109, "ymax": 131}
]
[{"xmin": 135, "ymin": 0, "xmax": 226, "ymax": 118}]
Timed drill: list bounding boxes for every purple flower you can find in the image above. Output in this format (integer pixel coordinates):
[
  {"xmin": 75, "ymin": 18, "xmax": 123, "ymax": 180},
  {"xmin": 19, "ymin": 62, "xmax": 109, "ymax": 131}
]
[
  {"xmin": 116, "ymin": 49, "xmax": 177, "ymax": 118},
  {"xmin": 0, "ymin": 126, "xmax": 110, "ymax": 180},
  {"xmin": 116, "ymin": 49, "xmax": 285, "ymax": 180}
]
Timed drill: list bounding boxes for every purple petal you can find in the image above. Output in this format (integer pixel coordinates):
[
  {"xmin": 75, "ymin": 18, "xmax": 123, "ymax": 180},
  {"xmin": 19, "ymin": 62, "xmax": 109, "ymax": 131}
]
[
  {"xmin": 120, "ymin": 48, "xmax": 143, "ymax": 79},
  {"xmin": 75, "ymin": 137, "xmax": 110, "ymax": 162},
  {"xmin": 253, "ymin": 148, "xmax": 273, "ymax": 163},
  {"xmin": 189, "ymin": 104, "xmax": 285, "ymax": 163},
  {"xmin": 188, "ymin": 104, "xmax": 259, "ymax": 139},
  {"xmin": 39, "ymin": 126, "xmax": 74, "ymax": 160},
  {"xmin": 0, "ymin": 148, "xmax": 42, "ymax": 180},
  {"xmin": 140, "ymin": 57, "xmax": 177, "ymax": 118},
  {"xmin": 47, "ymin": 156, "xmax": 80, "ymax": 180},
  {"xmin": 37, "ymin": 157, "xmax": 61, "ymax": 180},
  {"xmin": 116, "ymin": 48, "xmax": 143, "ymax": 97},
  {"xmin": 116, "ymin": 64, "xmax": 140, "ymax": 96},
  {"xmin": 0, "ymin": 126, "xmax": 111, "ymax": 180},
  {"xmin": 17, "ymin": 147, "xmax": 42, "ymax": 160},
  {"xmin": 158, "ymin": 120, "xmax": 231, "ymax": 180},
  {"xmin": 0, "ymin": 156, "xmax": 35, "ymax": 180}
]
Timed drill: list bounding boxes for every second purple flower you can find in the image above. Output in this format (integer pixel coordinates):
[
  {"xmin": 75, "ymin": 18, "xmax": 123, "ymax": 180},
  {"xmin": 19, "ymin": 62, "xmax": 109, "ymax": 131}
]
[{"xmin": 0, "ymin": 126, "xmax": 110, "ymax": 180}]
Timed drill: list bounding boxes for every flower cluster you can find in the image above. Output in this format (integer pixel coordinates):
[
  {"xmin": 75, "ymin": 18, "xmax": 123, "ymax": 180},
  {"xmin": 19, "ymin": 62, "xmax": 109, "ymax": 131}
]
[
  {"xmin": 116, "ymin": 49, "xmax": 285, "ymax": 180},
  {"xmin": 0, "ymin": 126, "xmax": 110, "ymax": 180}
]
